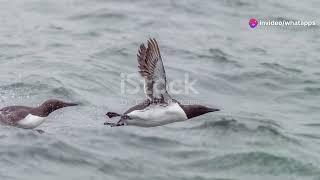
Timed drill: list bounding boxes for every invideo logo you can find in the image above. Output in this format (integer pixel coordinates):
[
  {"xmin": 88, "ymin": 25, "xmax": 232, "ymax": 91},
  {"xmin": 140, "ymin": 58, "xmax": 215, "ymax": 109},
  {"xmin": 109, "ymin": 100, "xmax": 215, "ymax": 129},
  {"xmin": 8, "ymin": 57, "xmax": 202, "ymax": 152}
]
[
  {"xmin": 249, "ymin": 18, "xmax": 258, "ymax": 28},
  {"xmin": 248, "ymin": 18, "xmax": 316, "ymax": 28}
]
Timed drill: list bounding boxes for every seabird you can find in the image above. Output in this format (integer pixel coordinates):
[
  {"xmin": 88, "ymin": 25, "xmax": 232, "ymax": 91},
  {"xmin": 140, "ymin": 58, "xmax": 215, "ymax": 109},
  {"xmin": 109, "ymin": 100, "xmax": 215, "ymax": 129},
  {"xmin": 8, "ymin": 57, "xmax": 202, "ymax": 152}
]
[
  {"xmin": 0, "ymin": 99, "xmax": 78, "ymax": 133},
  {"xmin": 104, "ymin": 38, "xmax": 220, "ymax": 127}
]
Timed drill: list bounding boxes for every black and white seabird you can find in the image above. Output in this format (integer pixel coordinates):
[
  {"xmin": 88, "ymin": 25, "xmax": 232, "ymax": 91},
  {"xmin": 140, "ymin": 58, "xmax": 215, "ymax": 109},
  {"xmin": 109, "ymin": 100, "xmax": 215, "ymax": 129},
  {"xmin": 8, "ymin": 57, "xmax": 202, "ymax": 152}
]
[
  {"xmin": 105, "ymin": 38, "xmax": 220, "ymax": 127},
  {"xmin": 0, "ymin": 99, "xmax": 78, "ymax": 132}
]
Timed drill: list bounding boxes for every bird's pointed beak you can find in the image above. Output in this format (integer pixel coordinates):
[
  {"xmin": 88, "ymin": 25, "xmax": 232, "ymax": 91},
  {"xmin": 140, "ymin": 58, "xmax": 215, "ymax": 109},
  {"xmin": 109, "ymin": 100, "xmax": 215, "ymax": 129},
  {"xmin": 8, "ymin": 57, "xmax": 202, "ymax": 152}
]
[
  {"xmin": 64, "ymin": 102, "xmax": 79, "ymax": 107},
  {"xmin": 208, "ymin": 108, "xmax": 220, "ymax": 112}
]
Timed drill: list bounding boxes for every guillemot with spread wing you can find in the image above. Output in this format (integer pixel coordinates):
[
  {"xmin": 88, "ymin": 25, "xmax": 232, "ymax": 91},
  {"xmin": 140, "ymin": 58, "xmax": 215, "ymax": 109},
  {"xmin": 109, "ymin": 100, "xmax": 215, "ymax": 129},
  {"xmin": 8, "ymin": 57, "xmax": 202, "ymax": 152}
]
[
  {"xmin": 0, "ymin": 99, "xmax": 78, "ymax": 132},
  {"xmin": 105, "ymin": 38, "xmax": 219, "ymax": 127}
]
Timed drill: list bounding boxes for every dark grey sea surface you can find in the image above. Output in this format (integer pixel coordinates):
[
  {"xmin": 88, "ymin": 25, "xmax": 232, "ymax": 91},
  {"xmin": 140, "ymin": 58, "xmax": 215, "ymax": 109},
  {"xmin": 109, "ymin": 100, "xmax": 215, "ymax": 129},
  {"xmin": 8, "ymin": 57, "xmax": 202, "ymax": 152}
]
[{"xmin": 0, "ymin": 0, "xmax": 320, "ymax": 179}]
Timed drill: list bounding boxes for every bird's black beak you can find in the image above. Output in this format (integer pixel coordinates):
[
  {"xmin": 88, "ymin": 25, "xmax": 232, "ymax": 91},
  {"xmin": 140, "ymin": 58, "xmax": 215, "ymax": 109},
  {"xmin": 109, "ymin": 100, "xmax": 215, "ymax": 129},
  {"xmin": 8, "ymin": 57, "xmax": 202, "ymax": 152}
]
[
  {"xmin": 64, "ymin": 102, "xmax": 79, "ymax": 107},
  {"xmin": 208, "ymin": 108, "xmax": 220, "ymax": 112}
]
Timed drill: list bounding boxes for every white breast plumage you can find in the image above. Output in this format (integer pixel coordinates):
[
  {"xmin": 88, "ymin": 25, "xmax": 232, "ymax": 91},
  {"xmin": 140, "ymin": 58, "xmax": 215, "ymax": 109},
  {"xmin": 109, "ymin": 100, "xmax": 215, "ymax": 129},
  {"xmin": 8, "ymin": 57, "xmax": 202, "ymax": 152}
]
[
  {"xmin": 126, "ymin": 102, "xmax": 188, "ymax": 127},
  {"xmin": 17, "ymin": 114, "xmax": 46, "ymax": 129}
]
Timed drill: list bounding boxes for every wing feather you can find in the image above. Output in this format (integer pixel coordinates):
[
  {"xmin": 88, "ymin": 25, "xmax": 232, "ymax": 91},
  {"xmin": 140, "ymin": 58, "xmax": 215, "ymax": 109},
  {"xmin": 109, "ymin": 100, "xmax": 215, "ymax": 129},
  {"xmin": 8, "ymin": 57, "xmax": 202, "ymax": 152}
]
[{"xmin": 137, "ymin": 38, "xmax": 170, "ymax": 102}]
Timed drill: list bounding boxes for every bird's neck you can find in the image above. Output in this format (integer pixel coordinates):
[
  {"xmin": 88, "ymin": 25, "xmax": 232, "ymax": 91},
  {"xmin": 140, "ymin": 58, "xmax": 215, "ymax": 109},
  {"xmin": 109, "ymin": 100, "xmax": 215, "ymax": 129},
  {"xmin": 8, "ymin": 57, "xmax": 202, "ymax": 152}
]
[
  {"xmin": 178, "ymin": 104, "xmax": 202, "ymax": 119},
  {"xmin": 31, "ymin": 105, "xmax": 52, "ymax": 117}
]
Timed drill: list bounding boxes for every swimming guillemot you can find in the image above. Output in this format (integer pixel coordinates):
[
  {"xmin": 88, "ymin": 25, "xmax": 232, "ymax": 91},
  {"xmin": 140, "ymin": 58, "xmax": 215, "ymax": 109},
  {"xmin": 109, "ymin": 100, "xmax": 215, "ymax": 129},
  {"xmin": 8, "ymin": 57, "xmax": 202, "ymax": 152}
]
[
  {"xmin": 104, "ymin": 38, "xmax": 220, "ymax": 127},
  {"xmin": 0, "ymin": 99, "xmax": 78, "ymax": 132}
]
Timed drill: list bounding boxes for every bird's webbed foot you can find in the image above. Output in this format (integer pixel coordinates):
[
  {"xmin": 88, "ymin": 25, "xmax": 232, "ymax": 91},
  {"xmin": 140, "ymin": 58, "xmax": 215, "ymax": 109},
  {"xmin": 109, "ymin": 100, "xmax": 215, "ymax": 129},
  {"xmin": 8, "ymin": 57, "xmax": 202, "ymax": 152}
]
[
  {"xmin": 106, "ymin": 112, "xmax": 121, "ymax": 118},
  {"xmin": 104, "ymin": 121, "xmax": 125, "ymax": 127},
  {"xmin": 104, "ymin": 114, "xmax": 130, "ymax": 127},
  {"xmin": 35, "ymin": 129, "xmax": 45, "ymax": 134}
]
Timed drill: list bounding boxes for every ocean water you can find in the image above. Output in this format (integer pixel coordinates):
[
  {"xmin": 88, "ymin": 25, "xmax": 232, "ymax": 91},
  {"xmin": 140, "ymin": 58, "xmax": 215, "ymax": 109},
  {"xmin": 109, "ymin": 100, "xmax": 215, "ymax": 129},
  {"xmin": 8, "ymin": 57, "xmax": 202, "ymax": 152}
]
[{"xmin": 0, "ymin": 0, "xmax": 320, "ymax": 179}]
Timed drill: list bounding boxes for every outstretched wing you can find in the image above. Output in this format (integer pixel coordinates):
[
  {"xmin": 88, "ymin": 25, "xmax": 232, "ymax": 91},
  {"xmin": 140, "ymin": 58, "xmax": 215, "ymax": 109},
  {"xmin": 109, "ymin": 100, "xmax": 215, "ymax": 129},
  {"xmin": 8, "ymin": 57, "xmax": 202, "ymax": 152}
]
[{"xmin": 137, "ymin": 38, "xmax": 171, "ymax": 102}]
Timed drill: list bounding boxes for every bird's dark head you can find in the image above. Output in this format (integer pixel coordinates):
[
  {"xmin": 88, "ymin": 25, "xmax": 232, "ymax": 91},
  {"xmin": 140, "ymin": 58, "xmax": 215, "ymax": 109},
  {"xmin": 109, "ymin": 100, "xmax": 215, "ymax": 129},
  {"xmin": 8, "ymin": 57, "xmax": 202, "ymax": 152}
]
[
  {"xmin": 39, "ymin": 99, "xmax": 78, "ymax": 117},
  {"xmin": 180, "ymin": 104, "xmax": 220, "ymax": 119}
]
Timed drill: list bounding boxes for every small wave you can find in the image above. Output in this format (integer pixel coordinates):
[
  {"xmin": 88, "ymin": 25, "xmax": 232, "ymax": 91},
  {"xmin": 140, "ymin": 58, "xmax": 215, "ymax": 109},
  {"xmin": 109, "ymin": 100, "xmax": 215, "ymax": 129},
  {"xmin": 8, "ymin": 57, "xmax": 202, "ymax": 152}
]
[
  {"xmin": 186, "ymin": 151, "xmax": 320, "ymax": 176},
  {"xmin": 0, "ymin": 43, "xmax": 26, "ymax": 49},
  {"xmin": 0, "ymin": 82, "xmax": 51, "ymax": 102},
  {"xmin": 224, "ymin": 0, "xmax": 252, "ymax": 7},
  {"xmin": 193, "ymin": 119, "xmax": 246, "ymax": 130},
  {"xmin": 62, "ymin": 72, "xmax": 118, "ymax": 95},
  {"xmin": 68, "ymin": 9, "xmax": 127, "ymax": 21},
  {"xmin": 124, "ymin": 133, "xmax": 186, "ymax": 149},
  {"xmin": 220, "ymin": 68, "xmax": 303, "ymax": 89},
  {"xmin": 0, "ymin": 82, "xmax": 48, "ymax": 90},
  {"xmin": 0, "ymin": 81, "xmax": 76, "ymax": 97},
  {"xmin": 0, "ymin": 81, "xmax": 80, "ymax": 108},
  {"xmin": 51, "ymin": 86, "xmax": 76, "ymax": 98},
  {"xmin": 169, "ymin": 1, "xmax": 210, "ymax": 16},
  {"xmin": 249, "ymin": 47, "xmax": 267, "ymax": 55},
  {"xmin": 47, "ymin": 42, "xmax": 73, "ymax": 48},
  {"xmin": 260, "ymin": 81, "xmax": 287, "ymax": 91},
  {"xmin": 314, "ymin": 72, "xmax": 320, "ymax": 76},
  {"xmin": 48, "ymin": 24, "xmax": 64, "ymax": 31},
  {"xmin": 304, "ymin": 80, "xmax": 319, "ymax": 84},
  {"xmin": 197, "ymin": 48, "xmax": 242, "ymax": 67},
  {"xmin": 304, "ymin": 87, "xmax": 320, "ymax": 96},
  {"xmin": 261, "ymin": 62, "xmax": 303, "ymax": 74},
  {"xmin": 0, "ymin": 137, "xmax": 106, "ymax": 168},
  {"xmin": 165, "ymin": 149, "xmax": 209, "ymax": 159},
  {"xmin": 190, "ymin": 118, "xmax": 299, "ymax": 144},
  {"xmin": 294, "ymin": 133, "xmax": 320, "ymax": 140},
  {"xmin": 303, "ymin": 123, "xmax": 320, "ymax": 127}
]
